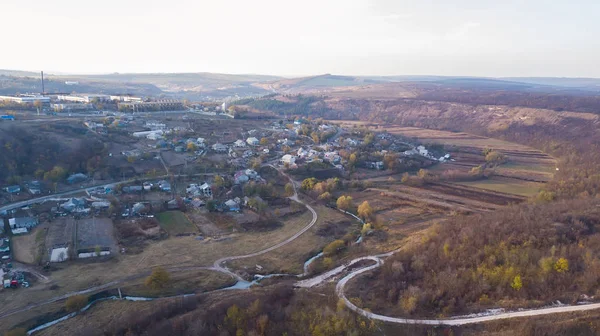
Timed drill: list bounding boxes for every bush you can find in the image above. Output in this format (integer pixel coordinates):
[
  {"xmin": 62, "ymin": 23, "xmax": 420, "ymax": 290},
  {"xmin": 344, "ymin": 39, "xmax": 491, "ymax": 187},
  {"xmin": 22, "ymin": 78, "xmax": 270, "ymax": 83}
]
[
  {"xmin": 66, "ymin": 295, "xmax": 88, "ymax": 312},
  {"xmin": 145, "ymin": 266, "xmax": 170, "ymax": 290},
  {"xmin": 323, "ymin": 240, "xmax": 346, "ymax": 256}
]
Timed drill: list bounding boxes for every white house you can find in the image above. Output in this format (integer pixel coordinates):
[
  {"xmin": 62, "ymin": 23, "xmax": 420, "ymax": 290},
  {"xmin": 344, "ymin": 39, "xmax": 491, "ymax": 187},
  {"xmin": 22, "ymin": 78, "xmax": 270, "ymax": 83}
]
[
  {"xmin": 234, "ymin": 139, "xmax": 246, "ymax": 148},
  {"xmin": 246, "ymin": 137, "xmax": 260, "ymax": 146},
  {"xmin": 417, "ymin": 145, "xmax": 429, "ymax": 157},
  {"xmin": 281, "ymin": 154, "xmax": 296, "ymax": 165},
  {"xmin": 199, "ymin": 183, "xmax": 212, "ymax": 197}
]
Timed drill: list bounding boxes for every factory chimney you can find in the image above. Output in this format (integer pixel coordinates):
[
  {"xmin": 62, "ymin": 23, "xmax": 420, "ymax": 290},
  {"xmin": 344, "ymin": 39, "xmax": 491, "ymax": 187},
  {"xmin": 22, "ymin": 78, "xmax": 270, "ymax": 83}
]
[{"xmin": 41, "ymin": 71, "xmax": 45, "ymax": 95}]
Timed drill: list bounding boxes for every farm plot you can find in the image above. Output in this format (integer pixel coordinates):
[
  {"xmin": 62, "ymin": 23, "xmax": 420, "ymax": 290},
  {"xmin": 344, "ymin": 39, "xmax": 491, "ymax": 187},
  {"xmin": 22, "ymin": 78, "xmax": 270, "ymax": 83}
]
[
  {"xmin": 44, "ymin": 217, "xmax": 75, "ymax": 261},
  {"xmin": 76, "ymin": 217, "xmax": 118, "ymax": 253},
  {"xmin": 156, "ymin": 211, "xmax": 198, "ymax": 235}
]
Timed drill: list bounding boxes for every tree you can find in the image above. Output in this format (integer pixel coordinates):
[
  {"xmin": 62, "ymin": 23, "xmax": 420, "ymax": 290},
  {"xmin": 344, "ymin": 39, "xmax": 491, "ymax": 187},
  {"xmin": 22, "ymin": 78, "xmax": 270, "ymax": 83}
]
[
  {"xmin": 318, "ymin": 192, "xmax": 332, "ymax": 201},
  {"xmin": 206, "ymin": 199, "xmax": 217, "ymax": 212},
  {"xmin": 260, "ymin": 137, "xmax": 269, "ymax": 146},
  {"xmin": 511, "ymin": 275, "xmax": 523, "ymax": 291},
  {"xmin": 66, "ymin": 295, "xmax": 88, "ymax": 312},
  {"xmin": 187, "ymin": 142, "xmax": 197, "ymax": 152},
  {"xmin": 554, "ymin": 257, "xmax": 569, "ymax": 273},
  {"xmin": 485, "ymin": 150, "xmax": 506, "ymax": 165},
  {"xmin": 145, "ymin": 266, "xmax": 170, "ymax": 290},
  {"xmin": 95, "ymin": 245, "xmax": 101, "ymax": 257},
  {"xmin": 323, "ymin": 240, "xmax": 346, "ymax": 256},
  {"xmin": 301, "ymin": 177, "xmax": 318, "ymax": 191},
  {"xmin": 311, "ymin": 132, "xmax": 320, "ymax": 144},
  {"xmin": 284, "ymin": 183, "xmax": 294, "ymax": 196},
  {"xmin": 349, "ymin": 153, "xmax": 357, "ymax": 167},
  {"xmin": 214, "ymin": 175, "xmax": 225, "ymax": 188},
  {"xmin": 33, "ymin": 100, "xmax": 43, "ymax": 110},
  {"xmin": 401, "ymin": 172, "xmax": 410, "ymax": 183},
  {"xmin": 361, "ymin": 223, "xmax": 372, "ymax": 235},
  {"xmin": 336, "ymin": 195, "xmax": 353, "ymax": 211},
  {"xmin": 363, "ymin": 133, "xmax": 374, "ymax": 145},
  {"xmin": 357, "ymin": 201, "xmax": 373, "ymax": 221}
]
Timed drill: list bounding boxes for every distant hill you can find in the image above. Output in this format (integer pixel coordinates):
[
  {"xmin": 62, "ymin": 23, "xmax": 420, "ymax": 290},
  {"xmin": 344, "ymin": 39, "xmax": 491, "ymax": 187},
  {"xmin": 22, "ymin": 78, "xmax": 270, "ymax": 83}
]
[{"xmin": 256, "ymin": 74, "xmax": 383, "ymax": 92}]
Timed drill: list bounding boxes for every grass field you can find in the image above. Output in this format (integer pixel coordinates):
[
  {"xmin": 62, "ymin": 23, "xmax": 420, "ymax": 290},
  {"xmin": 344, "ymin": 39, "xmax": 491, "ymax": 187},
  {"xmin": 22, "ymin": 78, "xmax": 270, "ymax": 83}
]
[
  {"xmin": 455, "ymin": 179, "xmax": 544, "ymax": 197},
  {"xmin": 156, "ymin": 211, "xmax": 198, "ymax": 235}
]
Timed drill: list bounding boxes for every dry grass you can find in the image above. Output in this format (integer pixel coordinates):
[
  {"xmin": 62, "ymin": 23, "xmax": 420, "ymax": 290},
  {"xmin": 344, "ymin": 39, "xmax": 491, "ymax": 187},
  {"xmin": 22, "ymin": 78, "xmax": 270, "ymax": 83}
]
[
  {"xmin": 12, "ymin": 225, "xmax": 47, "ymax": 264},
  {"xmin": 455, "ymin": 178, "xmax": 544, "ymax": 197},
  {"xmin": 156, "ymin": 211, "xmax": 198, "ymax": 235},
  {"xmin": 0, "ymin": 209, "xmax": 315, "ymax": 317},
  {"xmin": 120, "ymin": 269, "xmax": 234, "ymax": 297},
  {"xmin": 228, "ymin": 204, "xmax": 353, "ymax": 274}
]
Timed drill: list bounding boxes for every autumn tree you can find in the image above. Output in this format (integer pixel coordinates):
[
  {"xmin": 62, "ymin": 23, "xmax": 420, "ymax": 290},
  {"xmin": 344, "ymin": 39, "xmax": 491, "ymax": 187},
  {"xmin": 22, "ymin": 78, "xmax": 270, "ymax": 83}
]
[
  {"xmin": 187, "ymin": 142, "xmax": 197, "ymax": 152},
  {"xmin": 323, "ymin": 239, "xmax": 346, "ymax": 256},
  {"xmin": 145, "ymin": 266, "xmax": 170, "ymax": 290},
  {"xmin": 336, "ymin": 195, "xmax": 353, "ymax": 211},
  {"xmin": 301, "ymin": 177, "xmax": 318, "ymax": 191},
  {"xmin": 214, "ymin": 175, "xmax": 225, "ymax": 188},
  {"xmin": 357, "ymin": 201, "xmax": 373, "ymax": 221},
  {"xmin": 260, "ymin": 137, "xmax": 269, "ymax": 146}
]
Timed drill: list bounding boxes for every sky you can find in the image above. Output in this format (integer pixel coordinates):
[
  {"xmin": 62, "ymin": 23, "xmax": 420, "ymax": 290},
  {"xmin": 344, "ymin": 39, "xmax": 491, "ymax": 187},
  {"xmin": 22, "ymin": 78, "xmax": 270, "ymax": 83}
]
[{"xmin": 2, "ymin": 0, "xmax": 600, "ymax": 77}]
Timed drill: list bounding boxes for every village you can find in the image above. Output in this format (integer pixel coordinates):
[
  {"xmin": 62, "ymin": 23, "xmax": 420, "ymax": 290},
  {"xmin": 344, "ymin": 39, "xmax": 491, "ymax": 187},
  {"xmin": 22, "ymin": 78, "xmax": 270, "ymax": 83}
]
[{"xmin": 0, "ymin": 111, "xmax": 452, "ymax": 295}]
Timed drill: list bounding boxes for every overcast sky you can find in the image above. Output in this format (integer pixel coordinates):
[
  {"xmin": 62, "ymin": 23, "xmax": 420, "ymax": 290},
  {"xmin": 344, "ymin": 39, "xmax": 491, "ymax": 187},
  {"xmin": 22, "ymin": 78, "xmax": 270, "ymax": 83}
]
[{"xmin": 3, "ymin": 0, "xmax": 599, "ymax": 77}]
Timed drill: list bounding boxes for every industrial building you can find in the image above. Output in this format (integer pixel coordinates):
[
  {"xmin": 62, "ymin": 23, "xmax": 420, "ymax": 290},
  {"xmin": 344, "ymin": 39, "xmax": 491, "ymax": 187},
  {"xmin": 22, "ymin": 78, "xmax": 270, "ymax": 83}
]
[
  {"xmin": 118, "ymin": 99, "xmax": 183, "ymax": 111},
  {"xmin": 56, "ymin": 94, "xmax": 111, "ymax": 103},
  {"xmin": 0, "ymin": 95, "xmax": 50, "ymax": 104}
]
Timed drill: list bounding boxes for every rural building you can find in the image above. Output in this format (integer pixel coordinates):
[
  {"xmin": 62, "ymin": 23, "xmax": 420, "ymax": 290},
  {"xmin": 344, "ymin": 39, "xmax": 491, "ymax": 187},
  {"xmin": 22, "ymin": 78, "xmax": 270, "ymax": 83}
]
[
  {"xmin": 324, "ymin": 152, "xmax": 341, "ymax": 164},
  {"xmin": 246, "ymin": 137, "xmax": 260, "ymax": 146},
  {"xmin": 9, "ymin": 217, "xmax": 38, "ymax": 230},
  {"xmin": 212, "ymin": 143, "xmax": 228, "ymax": 153},
  {"xmin": 281, "ymin": 154, "xmax": 296, "ymax": 165},
  {"xmin": 118, "ymin": 99, "xmax": 183, "ymax": 111},
  {"xmin": 234, "ymin": 171, "xmax": 250, "ymax": 184},
  {"xmin": 26, "ymin": 181, "xmax": 42, "ymax": 195},
  {"xmin": 133, "ymin": 130, "xmax": 164, "ymax": 138},
  {"xmin": 158, "ymin": 180, "xmax": 172, "ymax": 192},
  {"xmin": 67, "ymin": 173, "xmax": 88, "ymax": 184},
  {"xmin": 366, "ymin": 161, "xmax": 385, "ymax": 170},
  {"xmin": 50, "ymin": 247, "xmax": 69, "ymax": 262},
  {"xmin": 199, "ymin": 183, "xmax": 212, "ymax": 197},
  {"xmin": 61, "ymin": 198, "xmax": 86, "ymax": 212},
  {"xmin": 234, "ymin": 139, "xmax": 246, "ymax": 148},
  {"xmin": 224, "ymin": 199, "xmax": 240, "ymax": 212},
  {"xmin": 111, "ymin": 95, "xmax": 143, "ymax": 102},
  {"xmin": 417, "ymin": 145, "xmax": 429, "ymax": 156},
  {"xmin": 3, "ymin": 185, "xmax": 21, "ymax": 194}
]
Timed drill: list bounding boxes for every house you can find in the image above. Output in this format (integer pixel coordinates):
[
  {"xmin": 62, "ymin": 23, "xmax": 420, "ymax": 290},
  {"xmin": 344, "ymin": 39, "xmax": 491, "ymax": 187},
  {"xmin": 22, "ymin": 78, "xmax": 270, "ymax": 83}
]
[
  {"xmin": 246, "ymin": 137, "xmax": 259, "ymax": 146},
  {"xmin": 26, "ymin": 181, "xmax": 42, "ymax": 195},
  {"xmin": 245, "ymin": 169, "xmax": 259, "ymax": 179},
  {"xmin": 366, "ymin": 161, "xmax": 385, "ymax": 170},
  {"xmin": 263, "ymin": 148, "xmax": 270, "ymax": 154},
  {"xmin": 345, "ymin": 138, "xmax": 359, "ymax": 147},
  {"xmin": 147, "ymin": 132, "xmax": 163, "ymax": 140},
  {"xmin": 281, "ymin": 154, "xmax": 296, "ymax": 165},
  {"xmin": 199, "ymin": 183, "xmax": 212, "ymax": 197},
  {"xmin": 324, "ymin": 152, "xmax": 341, "ymax": 164},
  {"xmin": 143, "ymin": 182, "xmax": 153, "ymax": 191},
  {"xmin": 158, "ymin": 180, "xmax": 171, "ymax": 192},
  {"xmin": 9, "ymin": 217, "xmax": 38, "ymax": 230},
  {"xmin": 197, "ymin": 138, "xmax": 206, "ymax": 146},
  {"xmin": 67, "ymin": 173, "xmax": 88, "ymax": 184},
  {"xmin": 234, "ymin": 171, "xmax": 249, "ymax": 184},
  {"xmin": 61, "ymin": 198, "xmax": 86, "ymax": 212},
  {"xmin": 417, "ymin": 145, "xmax": 429, "ymax": 157},
  {"xmin": 212, "ymin": 143, "xmax": 228, "ymax": 153},
  {"xmin": 3, "ymin": 185, "xmax": 21, "ymax": 194},
  {"xmin": 191, "ymin": 199, "xmax": 205, "ymax": 207},
  {"xmin": 224, "ymin": 199, "xmax": 240, "ymax": 212},
  {"xmin": 234, "ymin": 139, "xmax": 246, "ymax": 148}
]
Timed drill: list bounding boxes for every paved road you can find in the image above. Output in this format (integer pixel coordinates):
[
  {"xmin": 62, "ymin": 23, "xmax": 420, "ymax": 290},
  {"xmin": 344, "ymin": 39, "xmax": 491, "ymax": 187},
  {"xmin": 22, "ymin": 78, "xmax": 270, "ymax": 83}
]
[{"xmin": 332, "ymin": 254, "xmax": 600, "ymax": 326}]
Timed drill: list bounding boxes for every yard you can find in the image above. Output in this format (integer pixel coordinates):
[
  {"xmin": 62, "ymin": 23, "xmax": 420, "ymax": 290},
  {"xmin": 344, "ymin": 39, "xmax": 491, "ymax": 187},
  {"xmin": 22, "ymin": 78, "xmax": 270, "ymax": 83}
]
[{"xmin": 156, "ymin": 211, "xmax": 198, "ymax": 235}]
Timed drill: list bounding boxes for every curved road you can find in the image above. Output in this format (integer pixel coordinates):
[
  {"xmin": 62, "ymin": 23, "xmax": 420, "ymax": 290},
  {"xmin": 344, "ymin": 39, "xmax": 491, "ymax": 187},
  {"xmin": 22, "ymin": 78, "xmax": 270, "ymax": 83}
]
[
  {"xmin": 212, "ymin": 166, "xmax": 318, "ymax": 281},
  {"xmin": 333, "ymin": 254, "xmax": 600, "ymax": 326}
]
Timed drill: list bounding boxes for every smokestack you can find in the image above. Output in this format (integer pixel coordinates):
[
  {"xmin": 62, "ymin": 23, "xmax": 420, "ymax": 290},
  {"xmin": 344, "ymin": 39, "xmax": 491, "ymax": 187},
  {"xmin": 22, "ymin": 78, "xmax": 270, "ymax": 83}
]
[{"xmin": 41, "ymin": 71, "xmax": 45, "ymax": 95}]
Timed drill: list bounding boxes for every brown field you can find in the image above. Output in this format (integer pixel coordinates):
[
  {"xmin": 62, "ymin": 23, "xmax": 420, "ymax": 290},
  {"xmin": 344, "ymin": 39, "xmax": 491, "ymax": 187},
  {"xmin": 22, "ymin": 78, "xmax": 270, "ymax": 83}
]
[
  {"xmin": 120, "ymin": 269, "xmax": 234, "ymax": 297},
  {"xmin": 228, "ymin": 204, "xmax": 353, "ymax": 275},
  {"xmin": 12, "ymin": 225, "xmax": 47, "ymax": 264}
]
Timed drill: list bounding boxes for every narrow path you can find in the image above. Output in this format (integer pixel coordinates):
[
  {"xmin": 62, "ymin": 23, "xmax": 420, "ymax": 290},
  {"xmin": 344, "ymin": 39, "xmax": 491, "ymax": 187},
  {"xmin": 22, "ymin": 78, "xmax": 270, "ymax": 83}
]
[{"xmin": 212, "ymin": 166, "xmax": 318, "ymax": 281}]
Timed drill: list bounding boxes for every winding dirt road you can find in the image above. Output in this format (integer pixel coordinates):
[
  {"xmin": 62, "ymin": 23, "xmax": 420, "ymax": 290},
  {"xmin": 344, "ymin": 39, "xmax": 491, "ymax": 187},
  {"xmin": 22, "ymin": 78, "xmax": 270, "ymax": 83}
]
[{"xmin": 331, "ymin": 254, "xmax": 600, "ymax": 326}]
